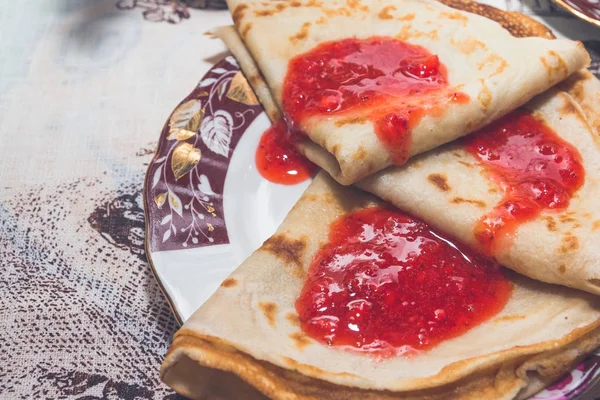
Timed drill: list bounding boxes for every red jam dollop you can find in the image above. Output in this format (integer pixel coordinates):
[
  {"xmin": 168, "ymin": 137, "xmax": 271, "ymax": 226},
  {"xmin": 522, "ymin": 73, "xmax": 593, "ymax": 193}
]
[
  {"xmin": 282, "ymin": 37, "xmax": 469, "ymax": 164},
  {"xmin": 295, "ymin": 207, "xmax": 511, "ymax": 356},
  {"xmin": 256, "ymin": 121, "xmax": 317, "ymax": 185},
  {"xmin": 463, "ymin": 110, "xmax": 585, "ymax": 254}
]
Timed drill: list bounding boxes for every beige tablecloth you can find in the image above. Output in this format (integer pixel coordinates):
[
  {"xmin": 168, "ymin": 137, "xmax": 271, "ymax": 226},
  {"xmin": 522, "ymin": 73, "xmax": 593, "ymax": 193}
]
[{"xmin": 0, "ymin": 1, "xmax": 599, "ymax": 399}]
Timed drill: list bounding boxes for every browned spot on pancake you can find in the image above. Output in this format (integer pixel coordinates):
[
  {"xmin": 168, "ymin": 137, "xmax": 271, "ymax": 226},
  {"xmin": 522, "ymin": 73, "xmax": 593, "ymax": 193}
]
[
  {"xmin": 335, "ymin": 116, "xmax": 366, "ymax": 127},
  {"xmin": 440, "ymin": 10, "xmax": 468, "ymax": 25},
  {"xmin": 232, "ymin": 4, "xmax": 248, "ymax": 27},
  {"xmin": 488, "ymin": 188, "xmax": 498, "ymax": 194},
  {"xmin": 262, "ymin": 234, "xmax": 306, "ymax": 277},
  {"xmin": 450, "ymin": 36, "xmax": 486, "ymax": 55},
  {"xmin": 323, "ymin": 6, "xmax": 352, "ymax": 17},
  {"xmin": 315, "ymin": 16, "xmax": 327, "ymax": 24},
  {"xmin": 494, "ymin": 315, "xmax": 526, "ymax": 323},
  {"xmin": 583, "ymin": 213, "xmax": 592, "ymax": 219},
  {"xmin": 283, "ymin": 357, "xmax": 357, "ymax": 378},
  {"xmin": 378, "ymin": 5, "xmax": 396, "ymax": 20},
  {"xmin": 248, "ymin": 73, "xmax": 263, "ymax": 90},
  {"xmin": 322, "ymin": 193, "xmax": 336, "ymax": 205},
  {"xmin": 221, "ymin": 278, "xmax": 238, "ymax": 288},
  {"xmin": 396, "ymin": 25, "xmax": 411, "ymax": 41},
  {"xmin": 411, "ymin": 161, "xmax": 423, "ymax": 169},
  {"xmin": 302, "ymin": 194, "xmax": 319, "ymax": 202},
  {"xmin": 286, "ymin": 313, "xmax": 301, "ymax": 327},
  {"xmin": 396, "ymin": 24, "xmax": 439, "ymax": 41},
  {"xmin": 458, "ymin": 161, "xmax": 474, "ymax": 169},
  {"xmin": 289, "ymin": 332, "xmax": 312, "ymax": 350},
  {"xmin": 541, "ymin": 216, "xmax": 557, "ymax": 232},
  {"xmin": 558, "ymin": 234, "xmax": 579, "ymax": 254},
  {"xmin": 291, "ymin": 0, "xmax": 302, "ymax": 6},
  {"xmin": 559, "ymin": 72, "xmax": 589, "ymax": 105},
  {"xmin": 593, "ymin": 221, "xmax": 600, "ymax": 232},
  {"xmin": 258, "ymin": 302, "xmax": 278, "ymax": 327},
  {"xmin": 477, "ymin": 80, "xmax": 492, "ymax": 113},
  {"xmin": 331, "ymin": 144, "xmax": 341, "ymax": 158},
  {"xmin": 275, "ymin": 3, "xmax": 286, "ymax": 11},
  {"xmin": 427, "ymin": 173, "xmax": 450, "ymax": 192},
  {"xmin": 561, "ymin": 99, "xmax": 579, "ymax": 116},
  {"xmin": 540, "ymin": 51, "xmax": 569, "ymax": 83},
  {"xmin": 353, "ymin": 147, "xmax": 367, "ymax": 161},
  {"xmin": 559, "ymin": 98, "xmax": 591, "ymax": 129},
  {"xmin": 254, "ymin": 9, "xmax": 275, "ymax": 16},
  {"xmin": 477, "ymin": 54, "xmax": 508, "ymax": 78},
  {"xmin": 346, "ymin": 0, "xmax": 369, "ymax": 12},
  {"xmin": 241, "ymin": 23, "xmax": 252, "ymax": 38},
  {"xmin": 397, "ymin": 13, "xmax": 415, "ymax": 21},
  {"xmin": 451, "ymin": 151, "xmax": 463, "ymax": 158},
  {"xmin": 451, "ymin": 197, "xmax": 486, "ymax": 208},
  {"xmin": 559, "ymin": 264, "xmax": 567, "ymax": 274},
  {"xmin": 558, "ymin": 213, "xmax": 577, "ymax": 224},
  {"xmin": 290, "ymin": 22, "xmax": 312, "ymax": 44}
]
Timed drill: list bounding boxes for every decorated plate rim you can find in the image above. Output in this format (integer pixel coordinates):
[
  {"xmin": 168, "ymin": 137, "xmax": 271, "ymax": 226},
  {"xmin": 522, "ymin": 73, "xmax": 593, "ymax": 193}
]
[{"xmin": 551, "ymin": 0, "xmax": 600, "ymax": 28}]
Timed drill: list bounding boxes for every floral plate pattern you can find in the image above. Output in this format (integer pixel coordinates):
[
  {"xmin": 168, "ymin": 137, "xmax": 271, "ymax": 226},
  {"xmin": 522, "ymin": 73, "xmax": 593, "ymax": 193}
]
[
  {"xmin": 143, "ymin": 59, "xmax": 600, "ymax": 399},
  {"xmin": 552, "ymin": 0, "xmax": 600, "ymax": 28}
]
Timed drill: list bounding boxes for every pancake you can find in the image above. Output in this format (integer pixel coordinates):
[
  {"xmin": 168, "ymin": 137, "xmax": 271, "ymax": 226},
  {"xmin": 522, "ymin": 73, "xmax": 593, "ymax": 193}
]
[
  {"xmin": 161, "ymin": 172, "xmax": 600, "ymax": 399},
  {"xmin": 357, "ymin": 88, "xmax": 600, "ymax": 294},
  {"xmin": 219, "ymin": 0, "xmax": 590, "ymax": 184}
]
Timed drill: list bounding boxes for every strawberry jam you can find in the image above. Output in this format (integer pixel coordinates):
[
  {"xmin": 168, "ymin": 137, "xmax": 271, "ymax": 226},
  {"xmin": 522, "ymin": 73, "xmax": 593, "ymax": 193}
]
[
  {"xmin": 256, "ymin": 121, "xmax": 316, "ymax": 185},
  {"xmin": 463, "ymin": 110, "xmax": 584, "ymax": 254},
  {"xmin": 282, "ymin": 37, "xmax": 468, "ymax": 164},
  {"xmin": 296, "ymin": 207, "xmax": 511, "ymax": 356}
]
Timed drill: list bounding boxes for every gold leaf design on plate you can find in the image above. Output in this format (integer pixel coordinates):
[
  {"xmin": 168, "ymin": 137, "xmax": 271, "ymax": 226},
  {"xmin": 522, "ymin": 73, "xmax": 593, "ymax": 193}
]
[
  {"xmin": 207, "ymin": 223, "xmax": 215, "ymax": 232},
  {"xmin": 226, "ymin": 71, "xmax": 259, "ymax": 105},
  {"xmin": 168, "ymin": 99, "xmax": 205, "ymax": 140},
  {"xmin": 206, "ymin": 205, "xmax": 215, "ymax": 213},
  {"xmin": 171, "ymin": 142, "xmax": 201, "ymax": 180},
  {"xmin": 154, "ymin": 192, "xmax": 167, "ymax": 208},
  {"xmin": 198, "ymin": 91, "xmax": 209, "ymax": 97}
]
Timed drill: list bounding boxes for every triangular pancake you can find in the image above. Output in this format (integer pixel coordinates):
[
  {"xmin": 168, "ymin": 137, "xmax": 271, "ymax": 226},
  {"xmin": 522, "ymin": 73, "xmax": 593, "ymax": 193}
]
[
  {"xmin": 357, "ymin": 87, "xmax": 600, "ymax": 295},
  {"xmin": 161, "ymin": 172, "xmax": 600, "ymax": 399},
  {"xmin": 221, "ymin": 0, "xmax": 590, "ymax": 184}
]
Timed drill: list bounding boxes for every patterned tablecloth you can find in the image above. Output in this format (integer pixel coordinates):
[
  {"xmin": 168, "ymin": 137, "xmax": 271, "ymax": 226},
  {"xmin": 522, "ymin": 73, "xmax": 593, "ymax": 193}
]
[{"xmin": 0, "ymin": 1, "xmax": 599, "ymax": 399}]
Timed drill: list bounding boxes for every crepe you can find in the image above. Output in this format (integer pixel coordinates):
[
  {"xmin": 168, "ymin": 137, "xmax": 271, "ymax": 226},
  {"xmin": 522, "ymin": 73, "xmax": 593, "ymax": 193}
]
[
  {"xmin": 357, "ymin": 87, "xmax": 600, "ymax": 295},
  {"xmin": 162, "ymin": 172, "xmax": 600, "ymax": 400},
  {"xmin": 219, "ymin": 0, "xmax": 590, "ymax": 185}
]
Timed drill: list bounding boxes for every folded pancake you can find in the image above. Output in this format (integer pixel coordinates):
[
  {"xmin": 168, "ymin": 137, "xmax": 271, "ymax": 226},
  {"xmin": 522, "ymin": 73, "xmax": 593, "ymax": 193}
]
[
  {"xmin": 357, "ymin": 87, "xmax": 600, "ymax": 295},
  {"xmin": 220, "ymin": 0, "xmax": 590, "ymax": 184},
  {"xmin": 162, "ymin": 172, "xmax": 600, "ymax": 400}
]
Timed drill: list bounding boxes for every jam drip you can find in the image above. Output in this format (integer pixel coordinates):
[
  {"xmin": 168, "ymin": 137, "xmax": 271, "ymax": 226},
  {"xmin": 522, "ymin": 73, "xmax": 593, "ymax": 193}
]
[
  {"xmin": 295, "ymin": 207, "xmax": 511, "ymax": 356},
  {"xmin": 282, "ymin": 37, "xmax": 469, "ymax": 164},
  {"xmin": 463, "ymin": 110, "xmax": 585, "ymax": 254},
  {"xmin": 256, "ymin": 121, "xmax": 316, "ymax": 185}
]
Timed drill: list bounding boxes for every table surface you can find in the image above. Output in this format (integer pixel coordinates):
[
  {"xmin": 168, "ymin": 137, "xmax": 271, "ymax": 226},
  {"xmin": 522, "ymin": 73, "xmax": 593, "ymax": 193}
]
[{"xmin": 0, "ymin": 1, "xmax": 599, "ymax": 399}]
